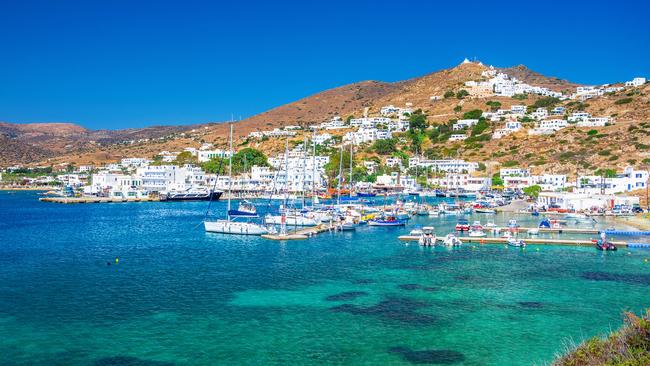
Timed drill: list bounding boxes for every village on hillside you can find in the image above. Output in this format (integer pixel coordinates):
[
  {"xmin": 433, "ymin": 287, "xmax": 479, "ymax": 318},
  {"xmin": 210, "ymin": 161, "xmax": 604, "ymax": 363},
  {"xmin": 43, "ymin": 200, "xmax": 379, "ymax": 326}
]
[{"xmin": 2, "ymin": 60, "xmax": 649, "ymax": 213}]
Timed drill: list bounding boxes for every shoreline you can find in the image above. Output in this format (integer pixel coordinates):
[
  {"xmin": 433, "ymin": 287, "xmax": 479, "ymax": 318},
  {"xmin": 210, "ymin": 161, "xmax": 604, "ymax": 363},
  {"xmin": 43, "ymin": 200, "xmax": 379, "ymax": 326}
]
[
  {"xmin": 613, "ymin": 214, "xmax": 650, "ymax": 231},
  {"xmin": 0, "ymin": 186, "xmax": 52, "ymax": 191}
]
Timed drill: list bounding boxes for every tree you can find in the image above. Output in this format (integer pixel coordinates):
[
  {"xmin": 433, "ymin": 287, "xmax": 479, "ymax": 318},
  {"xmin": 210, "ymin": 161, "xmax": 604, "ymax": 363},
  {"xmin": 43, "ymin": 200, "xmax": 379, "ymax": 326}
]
[
  {"xmin": 491, "ymin": 173, "xmax": 504, "ymax": 187},
  {"xmin": 407, "ymin": 130, "xmax": 425, "ymax": 153},
  {"xmin": 594, "ymin": 168, "xmax": 617, "ymax": 178},
  {"xmin": 444, "ymin": 91, "xmax": 455, "ymax": 98},
  {"xmin": 462, "ymin": 109, "xmax": 483, "ymax": 120},
  {"xmin": 372, "ymin": 138, "xmax": 397, "ymax": 155},
  {"xmin": 453, "ymin": 105, "xmax": 462, "ymax": 112},
  {"xmin": 456, "ymin": 89, "xmax": 469, "ymax": 99},
  {"xmin": 532, "ymin": 97, "xmax": 560, "ymax": 109},
  {"xmin": 523, "ymin": 185, "xmax": 542, "ymax": 198},
  {"xmin": 324, "ymin": 149, "xmax": 354, "ymax": 186},
  {"xmin": 174, "ymin": 151, "xmax": 197, "ymax": 165},
  {"xmin": 408, "ymin": 109, "xmax": 428, "ymax": 132},
  {"xmin": 345, "ymin": 115, "xmax": 354, "ymax": 125},
  {"xmin": 486, "ymin": 100, "xmax": 501, "ymax": 111},
  {"xmin": 471, "ymin": 119, "xmax": 490, "ymax": 136}
]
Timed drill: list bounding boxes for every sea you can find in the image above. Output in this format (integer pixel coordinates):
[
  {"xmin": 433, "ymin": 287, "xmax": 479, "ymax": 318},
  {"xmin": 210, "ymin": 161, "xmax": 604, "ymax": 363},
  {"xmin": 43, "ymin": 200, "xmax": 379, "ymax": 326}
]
[{"xmin": 1, "ymin": 190, "xmax": 648, "ymax": 365}]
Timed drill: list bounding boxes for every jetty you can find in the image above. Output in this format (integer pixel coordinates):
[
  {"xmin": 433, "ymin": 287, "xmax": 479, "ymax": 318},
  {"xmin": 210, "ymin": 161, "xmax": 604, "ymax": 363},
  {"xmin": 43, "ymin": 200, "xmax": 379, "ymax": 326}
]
[
  {"xmin": 397, "ymin": 235, "xmax": 628, "ymax": 247},
  {"xmin": 39, "ymin": 197, "xmax": 160, "ymax": 204},
  {"xmin": 261, "ymin": 224, "xmax": 334, "ymax": 241}
]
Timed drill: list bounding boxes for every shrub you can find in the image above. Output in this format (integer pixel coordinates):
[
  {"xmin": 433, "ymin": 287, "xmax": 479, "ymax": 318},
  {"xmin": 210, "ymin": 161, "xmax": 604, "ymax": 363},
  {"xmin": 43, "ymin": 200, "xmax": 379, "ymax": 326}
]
[
  {"xmin": 512, "ymin": 94, "xmax": 528, "ymax": 100},
  {"xmin": 615, "ymin": 97, "xmax": 633, "ymax": 105},
  {"xmin": 462, "ymin": 109, "xmax": 483, "ymax": 120},
  {"xmin": 532, "ymin": 97, "xmax": 560, "ymax": 108},
  {"xmin": 502, "ymin": 160, "xmax": 518, "ymax": 167},
  {"xmin": 444, "ymin": 91, "xmax": 455, "ymax": 98},
  {"xmin": 587, "ymin": 129, "xmax": 598, "ymax": 136},
  {"xmin": 453, "ymin": 105, "xmax": 462, "ymax": 112},
  {"xmin": 456, "ymin": 90, "xmax": 469, "ymax": 99}
]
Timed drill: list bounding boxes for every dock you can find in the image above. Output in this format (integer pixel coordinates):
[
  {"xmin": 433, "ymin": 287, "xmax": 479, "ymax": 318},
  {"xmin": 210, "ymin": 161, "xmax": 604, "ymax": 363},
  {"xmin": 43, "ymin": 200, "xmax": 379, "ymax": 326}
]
[
  {"xmin": 39, "ymin": 197, "xmax": 160, "ymax": 204},
  {"xmin": 397, "ymin": 235, "xmax": 628, "ymax": 247},
  {"xmin": 509, "ymin": 227, "xmax": 601, "ymax": 234},
  {"xmin": 261, "ymin": 224, "xmax": 334, "ymax": 241}
]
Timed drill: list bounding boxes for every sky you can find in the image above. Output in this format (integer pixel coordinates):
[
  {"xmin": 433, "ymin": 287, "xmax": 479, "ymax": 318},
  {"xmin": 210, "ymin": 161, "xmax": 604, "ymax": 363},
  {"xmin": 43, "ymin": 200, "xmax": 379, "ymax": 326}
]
[{"xmin": 1, "ymin": 0, "xmax": 649, "ymax": 130}]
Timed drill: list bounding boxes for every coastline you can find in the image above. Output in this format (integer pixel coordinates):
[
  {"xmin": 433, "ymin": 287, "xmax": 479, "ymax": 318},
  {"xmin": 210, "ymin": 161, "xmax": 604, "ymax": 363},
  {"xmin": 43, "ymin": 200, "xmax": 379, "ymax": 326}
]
[
  {"xmin": 614, "ymin": 214, "xmax": 650, "ymax": 231},
  {"xmin": 0, "ymin": 186, "xmax": 52, "ymax": 191}
]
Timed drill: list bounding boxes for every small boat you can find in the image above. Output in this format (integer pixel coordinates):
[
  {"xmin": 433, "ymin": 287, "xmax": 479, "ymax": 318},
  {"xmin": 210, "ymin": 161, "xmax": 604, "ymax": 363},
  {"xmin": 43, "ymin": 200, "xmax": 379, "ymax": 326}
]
[
  {"xmin": 369, "ymin": 216, "xmax": 406, "ymax": 227},
  {"xmin": 455, "ymin": 218, "xmax": 470, "ymax": 231},
  {"xmin": 442, "ymin": 233, "xmax": 462, "ymax": 247},
  {"xmin": 356, "ymin": 192, "xmax": 376, "ymax": 197},
  {"xmin": 595, "ymin": 240, "xmax": 617, "ymax": 251},
  {"xmin": 417, "ymin": 227, "xmax": 436, "ymax": 246},
  {"xmin": 508, "ymin": 219, "xmax": 519, "ymax": 232},
  {"xmin": 539, "ymin": 218, "xmax": 551, "ymax": 228},
  {"xmin": 204, "ymin": 219, "xmax": 269, "ymax": 235},
  {"xmin": 468, "ymin": 230, "xmax": 486, "ymax": 237},
  {"xmin": 265, "ymin": 213, "xmax": 319, "ymax": 226},
  {"xmin": 428, "ymin": 209, "xmax": 440, "ymax": 216},
  {"xmin": 471, "ymin": 221, "xmax": 483, "ymax": 230},
  {"xmin": 475, "ymin": 208, "xmax": 496, "ymax": 214},
  {"xmin": 507, "ymin": 238, "xmax": 526, "ymax": 248},
  {"xmin": 410, "ymin": 228, "xmax": 424, "ymax": 236},
  {"xmin": 227, "ymin": 200, "xmax": 258, "ymax": 217},
  {"xmin": 528, "ymin": 228, "xmax": 540, "ymax": 235}
]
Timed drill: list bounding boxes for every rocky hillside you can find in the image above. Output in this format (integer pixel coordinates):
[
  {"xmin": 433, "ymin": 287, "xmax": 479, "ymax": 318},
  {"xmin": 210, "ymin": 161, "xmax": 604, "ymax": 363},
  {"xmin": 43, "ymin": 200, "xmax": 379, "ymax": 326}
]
[{"xmin": 2, "ymin": 61, "xmax": 649, "ymax": 172}]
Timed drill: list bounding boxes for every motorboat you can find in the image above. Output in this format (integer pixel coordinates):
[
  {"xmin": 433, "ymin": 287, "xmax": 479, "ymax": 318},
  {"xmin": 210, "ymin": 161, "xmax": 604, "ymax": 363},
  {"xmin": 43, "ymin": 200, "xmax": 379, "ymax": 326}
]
[
  {"xmin": 162, "ymin": 188, "xmax": 223, "ymax": 201},
  {"xmin": 507, "ymin": 238, "xmax": 526, "ymax": 248},
  {"xmin": 471, "ymin": 221, "xmax": 483, "ymax": 230},
  {"xmin": 227, "ymin": 200, "xmax": 258, "ymax": 217},
  {"xmin": 527, "ymin": 228, "xmax": 540, "ymax": 235},
  {"xmin": 418, "ymin": 228, "xmax": 437, "ymax": 246},
  {"xmin": 595, "ymin": 239, "xmax": 617, "ymax": 251},
  {"xmin": 455, "ymin": 218, "xmax": 470, "ymax": 231},
  {"xmin": 468, "ymin": 230, "xmax": 486, "ymax": 237},
  {"xmin": 507, "ymin": 219, "xmax": 519, "ymax": 232},
  {"xmin": 264, "ymin": 213, "xmax": 319, "ymax": 226},
  {"xmin": 442, "ymin": 233, "xmax": 462, "ymax": 247},
  {"xmin": 475, "ymin": 208, "xmax": 496, "ymax": 214},
  {"xmin": 356, "ymin": 192, "xmax": 376, "ymax": 197},
  {"xmin": 428, "ymin": 209, "xmax": 440, "ymax": 216}
]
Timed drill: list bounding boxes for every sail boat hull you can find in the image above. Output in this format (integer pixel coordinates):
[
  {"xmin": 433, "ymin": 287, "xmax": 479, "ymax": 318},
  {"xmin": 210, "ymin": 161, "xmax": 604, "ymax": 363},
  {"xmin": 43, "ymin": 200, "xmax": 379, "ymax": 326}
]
[
  {"xmin": 204, "ymin": 220, "xmax": 268, "ymax": 235},
  {"xmin": 264, "ymin": 215, "xmax": 318, "ymax": 226}
]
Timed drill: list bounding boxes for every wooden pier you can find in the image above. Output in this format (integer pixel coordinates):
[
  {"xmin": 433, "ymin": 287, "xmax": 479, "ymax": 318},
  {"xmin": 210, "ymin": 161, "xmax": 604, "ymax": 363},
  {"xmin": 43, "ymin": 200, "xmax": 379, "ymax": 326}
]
[
  {"xmin": 39, "ymin": 197, "xmax": 160, "ymax": 204},
  {"xmin": 509, "ymin": 227, "xmax": 600, "ymax": 234},
  {"xmin": 397, "ymin": 235, "xmax": 627, "ymax": 247}
]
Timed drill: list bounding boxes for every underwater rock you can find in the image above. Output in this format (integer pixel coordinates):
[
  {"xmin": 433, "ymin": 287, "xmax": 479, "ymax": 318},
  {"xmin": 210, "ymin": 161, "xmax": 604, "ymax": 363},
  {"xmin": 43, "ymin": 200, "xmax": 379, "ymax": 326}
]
[
  {"xmin": 388, "ymin": 346, "xmax": 465, "ymax": 364},
  {"xmin": 325, "ymin": 291, "xmax": 368, "ymax": 301}
]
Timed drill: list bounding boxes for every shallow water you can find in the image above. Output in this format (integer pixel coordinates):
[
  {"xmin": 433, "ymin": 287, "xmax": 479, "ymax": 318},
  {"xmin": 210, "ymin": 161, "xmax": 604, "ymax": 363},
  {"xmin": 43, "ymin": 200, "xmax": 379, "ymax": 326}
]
[{"xmin": 1, "ymin": 191, "xmax": 648, "ymax": 365}]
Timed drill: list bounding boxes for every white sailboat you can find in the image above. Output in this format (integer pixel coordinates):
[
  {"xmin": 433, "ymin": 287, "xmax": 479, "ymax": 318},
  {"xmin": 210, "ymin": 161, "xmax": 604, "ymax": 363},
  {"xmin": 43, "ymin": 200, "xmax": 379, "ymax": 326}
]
[{"xmin": 204, "ymin": 124, "xmax": 269, "ymax": 235}]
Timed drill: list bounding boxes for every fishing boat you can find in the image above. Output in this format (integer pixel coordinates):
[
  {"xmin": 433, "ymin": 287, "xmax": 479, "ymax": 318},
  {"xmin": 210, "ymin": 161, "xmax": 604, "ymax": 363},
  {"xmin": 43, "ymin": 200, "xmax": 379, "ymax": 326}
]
[
  {"xmin": 507, "ymin": 238, "xmax": 526, "ymax": 248},
  {"xmin": 204, "ymin": 124, "xmax": 268, "ymax": 235},
  {"xmin": 455, "ymin": 218, "xmax": 470, "ymax": 231},
  {"xmin": 442, "ymin": 233, "xmax": 462, "ymax": 247}
]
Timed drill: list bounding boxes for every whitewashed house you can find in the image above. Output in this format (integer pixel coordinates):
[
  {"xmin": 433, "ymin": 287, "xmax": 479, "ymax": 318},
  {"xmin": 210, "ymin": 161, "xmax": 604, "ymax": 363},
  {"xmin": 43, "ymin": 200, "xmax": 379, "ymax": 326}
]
[
  {"xmin": 452, "ymin": 119, "xmax": 479, "ymax": 131},
  {"xmin": 449, "ymin": 134, "xmax": 467, "ymax": 141}
]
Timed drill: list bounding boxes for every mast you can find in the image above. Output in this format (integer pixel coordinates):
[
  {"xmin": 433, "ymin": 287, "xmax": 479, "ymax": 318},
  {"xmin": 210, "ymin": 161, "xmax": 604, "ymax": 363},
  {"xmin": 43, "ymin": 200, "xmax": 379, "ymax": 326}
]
[
  {"xmin": 312, "ymin": 131, "xmax": 317, "ymax": 204},
  {"xmin": 349, "ymin": 143, "xmax": 353, "ymax": 198},
  {"xmin": 227, "ymin": 123, "xmax": 233, "ymax": 218},
  {"xmin": 302, "ymin": 134, "xmax": 307, "ymax": 209},
  {"xmin": 281, "ymin": 138, "xmax": 289, "ymax": 235},
  {"xmin": 337, "ymin": 144, "xmax": 343, "ymax": 206}
]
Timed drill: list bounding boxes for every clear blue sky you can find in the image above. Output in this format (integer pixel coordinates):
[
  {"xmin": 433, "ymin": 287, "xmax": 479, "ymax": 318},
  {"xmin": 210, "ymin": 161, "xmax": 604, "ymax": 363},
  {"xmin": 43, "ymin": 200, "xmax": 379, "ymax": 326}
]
[{"xmin": 1, "ymin": 0, "xmax": 648, "ymax": 130}]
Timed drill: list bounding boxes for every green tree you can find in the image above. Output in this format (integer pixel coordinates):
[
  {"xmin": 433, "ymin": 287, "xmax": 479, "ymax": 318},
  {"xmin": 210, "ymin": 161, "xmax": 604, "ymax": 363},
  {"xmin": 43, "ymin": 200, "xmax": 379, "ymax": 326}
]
[
  {"xmin": 372, "ymin": 138, "xmax": 397, "ymax": 155},
  {"xmin": 532, "ymin": 97, "xmax": 560, "ymax": 108},
  {"xmin": 471, "ymin": 119, "xmax": 490, "ymax": 136},
  {"xmin": 462, "ymin": 109, "xmax": 483, "ymax": 120},
  {"xmin": 453, "ymin": 105, "xmax": 462, "ymax": 112},
  {"xmin": 594, "ymin": 168, "xmax": 617, "ymax": 178},
  {"xmin": 174, "ymin": 151, "xmax": 197, "ymax": 165},
  {"xmin": 523, "ymin": 185, "xmax": 542, "ymax": 198},
  {"xmin": 408, "ymin": 109, "xmax": 429, "ymax": 132},
  {"xmin": 444, "ymin": 91, "xmax": 455, "ymax": 98},
  {"xmin": 486, "ymin": 100, "xmax": 501, "ymax": 111},
  {"xmin": 456, "ymin": 89, "xmax": 469, "ymax": 99},
  {"xmin": 491, "ymin": 173, "xmax": 504, "ymax": 187}
]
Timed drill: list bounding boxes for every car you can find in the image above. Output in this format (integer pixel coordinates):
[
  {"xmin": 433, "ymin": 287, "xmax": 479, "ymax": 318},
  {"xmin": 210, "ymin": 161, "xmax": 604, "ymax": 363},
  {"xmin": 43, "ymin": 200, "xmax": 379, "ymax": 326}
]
[{"xmin": 632, "ymin": 206, "xmax": 645, "ymax": 213}]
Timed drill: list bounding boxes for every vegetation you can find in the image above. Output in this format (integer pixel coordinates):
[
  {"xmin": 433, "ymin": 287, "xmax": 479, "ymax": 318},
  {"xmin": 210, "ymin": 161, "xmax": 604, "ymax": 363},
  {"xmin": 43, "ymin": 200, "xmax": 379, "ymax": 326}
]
[
  {"xmin": 615, "ymin": 97, "xmax": 633, "ymax": 105},
  {"xmin": 444, "ymin": 91, "xmax": 455, "ymax": 98},
  {"xmin": 522, "ymin": 185, "xmax": 542, "ymax": 198},
  {"xmin": 532, "ymin": 96, "xmax": 560, "ymax": 109},
  {"xmin": 501, "ymin": 160, "xmax": 518, "ymax": 167},
  {"xmin": 456, "ymin": 89, "xmax": 469, "ymax": 99},
  {"xmin": 485, "ymin": 100, "xmax": 501, "ymax": 111},
  {"xmin": 552, "ymin": 309, "xmax": 650, "ymax": 366},
  {"xmin": 173, "ymin": 151, "xmax": 198, "ymax": 165},
  {"xmin": 594, "ymin": 168, "xmax": 617, "ymax": 178},
  {"xmin": 512, "ymin": 93, "xmax": 528, "ymax": 100},
  {"xmin": 491, "ymin": 173, "xmax": 504, "ymax": 187},
  {"xmin": 201, "ymin": 148, "xmax": 268, "ymax": 175},
  {"xmin": 372, "ymin": 138, "xmax": 398, "ymax": 155},
  {"xmin": 453, "ymin": 105, "xmax": 462, "ymax": 112},
  {"xmin": 462, "ymin": 109, "xmax": 483, "ymax": 120}
]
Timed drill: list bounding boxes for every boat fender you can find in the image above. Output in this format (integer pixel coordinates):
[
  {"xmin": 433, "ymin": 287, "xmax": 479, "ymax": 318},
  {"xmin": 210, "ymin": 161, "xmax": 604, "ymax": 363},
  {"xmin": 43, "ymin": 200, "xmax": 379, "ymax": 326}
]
[{"xmin": 115, "ymin": 257, "xmax": 119, "ymax": 264}]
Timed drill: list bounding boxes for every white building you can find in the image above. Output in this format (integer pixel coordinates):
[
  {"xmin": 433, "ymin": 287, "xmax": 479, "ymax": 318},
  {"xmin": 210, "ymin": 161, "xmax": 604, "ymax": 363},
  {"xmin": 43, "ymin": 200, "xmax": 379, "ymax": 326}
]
[
  {"xmin": 87, "ymin": 171, "xmax": 145, "ymax": 197},
  {"xmin": 568, "ymin": 111, "xmax": 591, "ymax": 123},
  {"xmin": 312, "ymin": 133, "xmax": 332, "ymax": 145},
  {"xmin": 625, "ymin": 77, "xmax": 646, "ymax": 87},
  {"xmin": 198, "ymin": 149, "xmax": 233, "ymax": 163},
  {"xmin": 428, "ymin": 173, "xmax": 490, "ymax": 192},
  {"xmin": 449, "ymin": 134, "xmax": 467, "ymax": 141},
  {"xmin": 537, "ymin": 192, "xmax": 639, "ymax": 211},
  {"xmin": 452, "ymin": 119, "xmax": 478, "ymax": 131},
  {"xmin": 533, "ymin": 174, "xmax": 567, "ymax": 191},
  {"xmin": 500, "ymin": 168, "xmax": 530, "ymax": 177},
  {"xmin": 531, "ymin": 108, "xmax": 548, "ymax": 120},
  {"xmin": 408, "ymin": 158, "xmax": 479, "ymax": 173},
  {"xmin": 492, "ymin": 121, "xmax": 521, "ymax": 139},
  {"xmin": 578, "ymin": 167, "xmax": 649, "ymax": 194},
  {"xmin": 576, "ymin": 117, "xmax": 611, "ymax": 127}
]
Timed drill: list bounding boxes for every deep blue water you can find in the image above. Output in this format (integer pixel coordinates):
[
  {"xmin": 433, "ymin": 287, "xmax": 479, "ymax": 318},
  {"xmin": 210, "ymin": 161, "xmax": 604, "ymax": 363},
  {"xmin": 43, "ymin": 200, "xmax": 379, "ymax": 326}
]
[{"xmin": 0, "ymin": 190, "xmax": 649, "ymax": 365}]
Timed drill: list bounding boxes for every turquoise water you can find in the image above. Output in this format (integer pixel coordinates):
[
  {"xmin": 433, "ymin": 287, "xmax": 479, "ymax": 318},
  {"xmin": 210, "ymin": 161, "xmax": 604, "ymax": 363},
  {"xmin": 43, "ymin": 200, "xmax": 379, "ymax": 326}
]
[{"xmin": 1, "ymin": 191, "xmax": 649, "ymax": 365}]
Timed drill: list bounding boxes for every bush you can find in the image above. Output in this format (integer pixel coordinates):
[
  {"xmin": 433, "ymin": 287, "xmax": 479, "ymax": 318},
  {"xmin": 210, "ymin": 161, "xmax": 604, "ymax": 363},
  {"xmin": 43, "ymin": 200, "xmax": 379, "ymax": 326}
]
[
  {"xmin": 615, "ymin": 97, "xmax": 633, "ymax": 105},
  {"xmin": 462, "ymin": 109, "xmax": 483, "ymax": 120},
  {"xmin": 444, "ymin": 91, "xmax": 455, "ymax": 98},
  {"xmin": 587, "ymin": 129, "xmax": 598, "ymax": 136},
  {"xmin": 372, "ymin": 138, "xmax": 397, "ymax": 154},
  {"xmin": 532, "ymin": 97, "xmax": 560, "ymax": 108},
  {"xmin": 456, "ymin": 90, "xmax": 469, "ymax": 99},
  {"xmin": 471, "ymin": 120, "xmax": 490, "ymax": 136},
  {"xmin": 501, "ymin": 160, "xmax": 518, "ymax": 167},
  {"xmin": 512, "ymin": 94, "xmax": 528, "ymax": 100},
  {"xmin": 453, "ymin": 105, "xmax": 462, "ymax": 112}
]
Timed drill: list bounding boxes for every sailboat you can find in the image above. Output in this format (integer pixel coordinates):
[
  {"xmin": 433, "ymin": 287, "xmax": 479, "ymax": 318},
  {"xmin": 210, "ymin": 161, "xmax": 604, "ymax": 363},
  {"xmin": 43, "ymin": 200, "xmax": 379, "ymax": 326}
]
[{"xmin": 204, "ymin": 124, "xmax": 269, "ymax": 235}]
